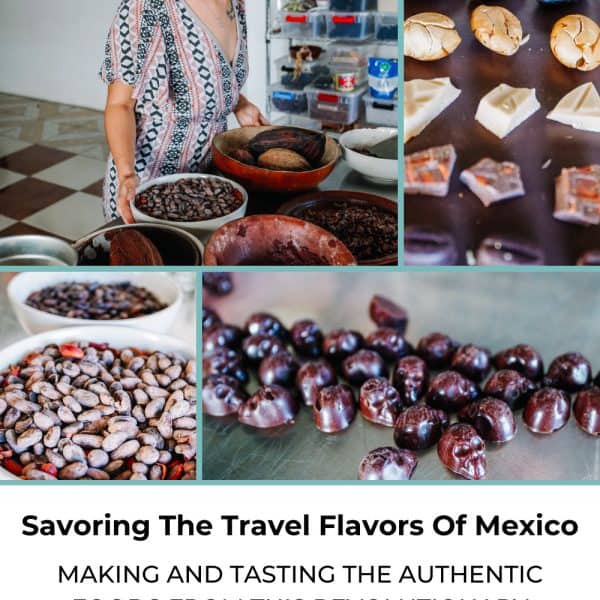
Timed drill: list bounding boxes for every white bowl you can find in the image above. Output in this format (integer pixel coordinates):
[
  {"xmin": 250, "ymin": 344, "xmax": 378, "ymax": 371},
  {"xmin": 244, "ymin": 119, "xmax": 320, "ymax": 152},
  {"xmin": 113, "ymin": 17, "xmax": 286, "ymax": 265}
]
[
  {"xmin": 8, "ymin": 272, "xmax": 183, "ymax": 335},
  {"xmin": 340, "ymin": 127, "xmax": 398, "ymax": 185},
  {"xmin": 0, "ymin": 325, "xmax": 194, "ymax": 480},
  {"xmin": 131, "ymin": 173, "xmax": 248, "ymax": 241}
]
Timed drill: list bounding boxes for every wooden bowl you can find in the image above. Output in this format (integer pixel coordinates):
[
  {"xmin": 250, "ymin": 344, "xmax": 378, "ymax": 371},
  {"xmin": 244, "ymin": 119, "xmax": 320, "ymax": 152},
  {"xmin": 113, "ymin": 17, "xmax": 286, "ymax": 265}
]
[
  {"xmin": 203, "ymin": 214, "xmax": 356, "ymax": 266},
  {"xmin": 278, "ymin": 190, "xmax": 398, "ymax": 266},
  {"xmin": 212, "ymin": 126, "xmax": 340, "ymax": 195}
]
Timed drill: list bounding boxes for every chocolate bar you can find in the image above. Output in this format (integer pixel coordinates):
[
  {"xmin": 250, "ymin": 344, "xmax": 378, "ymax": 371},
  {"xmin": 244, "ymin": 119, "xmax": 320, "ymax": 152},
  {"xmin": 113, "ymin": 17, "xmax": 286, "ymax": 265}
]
[
  {"xmin": 554, "ymin": 165, "xmax": 600, "ymax": 226},
  {"xmin": 405, "ymin": 144, "xmax": 456, "ymax": 197},
  {"xmin": 460, "ymin": 158, "xmax": 525, "ymax": 207}
]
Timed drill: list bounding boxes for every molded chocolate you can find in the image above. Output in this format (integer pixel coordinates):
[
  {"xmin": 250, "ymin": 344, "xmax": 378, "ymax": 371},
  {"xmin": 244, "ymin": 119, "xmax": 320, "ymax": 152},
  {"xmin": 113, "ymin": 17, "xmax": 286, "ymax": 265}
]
[
  {"xmin": 202, "ymin": 324, "xmax": 243, "ymax": 354},
  {"xmin": 438, "ymin": 423, "xmax": 487, "ymax": 480},
  {"xmin": 358, "ymin": 447, "xmax": 417, "ymax": 481},
  {"xmin": 290, "ymin": 319, "xmax": 323, "ymax": 357},
  {"xmin": 523, "ymin": 387, "xmax": 571, "ymax": 434},
  {"xmin": 342, "ymin": 349, "xmax": 388, "ymax": 385},
  {"xmin": 359, "ymin": 377, "xmax": 403, "ymax": 427},
  {"xmin": 493, "ymin": 344, "xmax": 544, "ymax": 381},
  {"xmin": 202, "ymin": 307, "xmax": 221, "ymax": 330},
  {"xmin": 426, "ymin": 371, "xmax": 479, "ymax": 412},
  {"xmin": 314, "ymin": 384, "xmax": 356, "ymax": 433},
  {"xmin": 202, "ymin": 374, "xmax": 248, "ymax": 417},
  {"xmin": 322, "ymin": 329, "xmax": 364, "ymax": 363},
  {"xmin": 392, "ymin": 355, "xmax": 429, "ymax": 406},
  {"xmin": 451, "ymin": 344, "xmax": 491, "ymax": 382},
  {"xmin": 202, "ymin": 348, "xmax": 248, "ymax": 383},
  {"xmin": 404, "ymin": 226, "xmax": 458, "ymax": 266},
  {"xmin": 574, "ymin": 387, "xmax": 600, "ymax": 436},
  {"xmin": 416, "ymin": 332, "xmax": 459, "ymax": 368},
  {"xmin": 393, "ymin": 405, "xmax": 449, "ymax": 450},
  {"xmin": 543, "ymin": 352, "xmax": 592, "ymax": 392},
  {"xmin": 368, "ymin": 295, "xmax": 408, "ymax": 333},
  {"xmin": 483, "ymin": 369, "xmax": 537, "ymax": 410},
  {"xmin": 258, "ymin": 352, "xmax": 299, "ymax": 387},
  {"xmin": 296, "ymin": 360, "xmax": 338, "ymax": 406},
  {"xmin": 238, "ymin": 385, "xmax": 298, "ymax": 428},
  {"xmin": 242, "ymin": 334, "xmax": 287, "ymax": 363},
  {"xmin": 365, "ymin": 327, "xmax": 413, "ymax": 362},
  {"xmin": 458, "ymin": 397, "xmax": 517, "ymax": 443},
  {"xmin": 244, "ymin": 312, "xmax": 288, "ymax": 339}
]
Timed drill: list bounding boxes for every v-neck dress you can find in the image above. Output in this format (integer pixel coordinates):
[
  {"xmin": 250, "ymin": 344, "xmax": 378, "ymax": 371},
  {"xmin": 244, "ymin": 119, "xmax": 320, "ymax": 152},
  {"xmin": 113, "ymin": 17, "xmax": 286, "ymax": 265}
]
[{"xmin": 100, "ymin": 0, "xmax": 248, "ymax": 220}]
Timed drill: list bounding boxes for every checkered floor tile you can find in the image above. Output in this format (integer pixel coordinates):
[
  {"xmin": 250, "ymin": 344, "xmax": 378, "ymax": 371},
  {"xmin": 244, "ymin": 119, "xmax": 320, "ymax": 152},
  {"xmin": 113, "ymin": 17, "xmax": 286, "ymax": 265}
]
[{"xmin": 0, "ymin": 134, "xmax": 106, "ymax": 242}]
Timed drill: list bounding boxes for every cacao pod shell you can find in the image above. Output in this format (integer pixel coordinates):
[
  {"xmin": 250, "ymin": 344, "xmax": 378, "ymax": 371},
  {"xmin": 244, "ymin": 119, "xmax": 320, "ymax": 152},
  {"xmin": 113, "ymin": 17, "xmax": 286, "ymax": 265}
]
[
  {"xmin": 248, "ymin": 127, "xmax": 326, "ymax": 166},
  {"xmin": 230, "ymin": 148, "xmax": 256, "ymax": 166},
  {"xmin": 110, "ymin": 230, "xmax": 164, "ymax": 266}
]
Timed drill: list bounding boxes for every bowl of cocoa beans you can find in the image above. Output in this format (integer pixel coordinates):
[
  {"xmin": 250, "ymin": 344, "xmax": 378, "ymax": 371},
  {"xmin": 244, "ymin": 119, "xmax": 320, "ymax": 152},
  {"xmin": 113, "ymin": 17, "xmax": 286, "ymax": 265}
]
[
  {"xmin": 212, "ymin": 126, "xmax": 340, "ymax": 194},
  {"xmin": 131, "ymin": 173, "xmax": 248, "ymax": 240},
  {"xmin": 0, "ymin": 326, "xmax": 196, "ymax": 481},
  {"xmin": 7, "ymin": 272, "xmax": 184, "ymax": 335}
]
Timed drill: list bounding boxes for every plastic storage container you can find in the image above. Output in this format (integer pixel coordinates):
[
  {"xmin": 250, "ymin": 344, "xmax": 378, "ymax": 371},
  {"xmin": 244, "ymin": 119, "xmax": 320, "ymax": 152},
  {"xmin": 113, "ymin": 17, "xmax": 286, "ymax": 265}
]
[
  {"xmin": 281, "ymin": 11, "xmax": 319, "ymax": 38},
  {"xmin": 375, "ymin": 12, "xmax": 398, "ymax": 41},
  {"xmin": 329, "ymin": 43, "xmax": 374, "ymax": 67},
  {"xmin": 364, "ymin": 95, "xmax": 398, "ymax": 126},
  {"xmin": 377, "ymin": 0, "xmax": 397, "ymax": 10},
  {"xmin": 329, "ymin": 0, "xmax": 377, "ymax": 10},
  {"xmin": 270, "ymin": 83, "xmax": 308, "ymax": 114},
  {"xmin": 306, "ymin": 84, "xmax": 366, "ymax": 124},
  {"xmin": 326, "ymin": 12, "xmax": 374, "ymax": 40},
  {"xmin": 275, "ymin": 56, "xmax": 330, "ymax": 89}
]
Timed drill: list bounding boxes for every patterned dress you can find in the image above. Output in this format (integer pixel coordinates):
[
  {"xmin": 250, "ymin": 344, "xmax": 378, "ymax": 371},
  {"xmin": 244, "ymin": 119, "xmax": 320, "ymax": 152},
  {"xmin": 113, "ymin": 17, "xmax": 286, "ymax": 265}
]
[{"xmin": 100, "ymin": 0, "xmax": 249, "ymax": 220}]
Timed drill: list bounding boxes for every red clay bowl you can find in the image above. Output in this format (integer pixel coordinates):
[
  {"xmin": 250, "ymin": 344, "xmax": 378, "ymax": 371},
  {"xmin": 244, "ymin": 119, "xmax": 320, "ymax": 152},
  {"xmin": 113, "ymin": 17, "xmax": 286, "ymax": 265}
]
[
  {"xmin": 212, "ymin": 126, "xmax": 340, "ymax": 195},
  {"xmin": 278, "ymin": 190, "xmax": 398, "ymax": 266},
  {"xmin": 203, "ymin": 214, "xmax": 356, "ymax": 266}
]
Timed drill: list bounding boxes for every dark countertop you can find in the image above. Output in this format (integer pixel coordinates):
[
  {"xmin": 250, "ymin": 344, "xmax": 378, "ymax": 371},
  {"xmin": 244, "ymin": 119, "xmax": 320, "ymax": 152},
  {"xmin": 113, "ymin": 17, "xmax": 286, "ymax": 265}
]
[
  {"xmin": 404, "ymin": 0, "xmax": 600, "ymax": 266},
  {"xmin": 202, "ymin": 271, "xmax": 600, "ymax": 481}
]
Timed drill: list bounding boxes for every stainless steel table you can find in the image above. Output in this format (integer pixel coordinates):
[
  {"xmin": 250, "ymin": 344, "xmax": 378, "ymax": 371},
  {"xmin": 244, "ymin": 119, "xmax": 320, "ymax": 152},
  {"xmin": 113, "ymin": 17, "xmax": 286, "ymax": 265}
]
[{"xmin": 202, "ymin": 272, "xmax": 600, "ymax": 481}]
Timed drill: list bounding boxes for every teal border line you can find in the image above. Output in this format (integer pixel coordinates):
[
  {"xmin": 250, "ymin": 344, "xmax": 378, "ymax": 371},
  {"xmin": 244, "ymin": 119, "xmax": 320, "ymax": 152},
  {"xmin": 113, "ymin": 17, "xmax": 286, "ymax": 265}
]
[{"xmin": 398, "ymin": 0, "xmax": 404, "ymax": 267}]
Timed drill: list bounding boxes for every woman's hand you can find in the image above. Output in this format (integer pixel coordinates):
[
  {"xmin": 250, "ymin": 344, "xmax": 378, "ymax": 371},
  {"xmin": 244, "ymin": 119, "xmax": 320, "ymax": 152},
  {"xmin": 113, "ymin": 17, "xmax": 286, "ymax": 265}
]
[
  {"xmin": 117, "ymin": 173, "xmax": 139, "ymax": 224},
  {"xmin": 234, "ymin": 95, "xmax": 269, "ymax": 127}
]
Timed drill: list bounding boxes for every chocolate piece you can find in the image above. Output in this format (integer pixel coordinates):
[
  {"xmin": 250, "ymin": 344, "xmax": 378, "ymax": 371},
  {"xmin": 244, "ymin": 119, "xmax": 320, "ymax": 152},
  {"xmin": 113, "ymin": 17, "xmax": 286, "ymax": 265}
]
[
  {"xmin": 322, "ymin": 329, "xmax": 364, "ymax": 363},
  {"xmin": 577, "ymin": 249, "xmax": 600, "ymax": 266},
  {"xmin": 451, "ymin": 344, "xmax": 491, "ymax": 382},
  {"xmin": 238, "ymin": 385, "xmax": 298, "ymax": 429},
  {"xmin": 290, "ymin": 319, "xmax": 323, "ymax": 358},
  {"xmin": 296, "ymin": 360, "xmax": 337, "ymax": 406},
  {"xmin": 258, "ymin": 352, "xmax": 299, "ymax": 387},
  {"xmin": 359, "ymin": 377, "xmax": 404, "ymax": 427},
  {"xmin": 109, "ymin": 230, "xmax": 164, "ymax": 266},
  {"xmin": 365, "ymin": 327, "xmax": 413, "ymax": 362},
  {"xmin": 394, "ymin": 405, "xmax": 449, "ymax": 450},
  {"xmin": 313, "ymin": 384, "xmax": 356, "ymax": 433},
  {"xmin": 244, "ymin": 312, "xmax": 288, "ymax": 340},
  {"xmin": 202, "ymin": 273, "xmax": 234, "ymax": 296},
  {"xmin": 404, "ymin": 145, "xmax": 457, "ymax": 197},
  {"xmin": 202, "ymin": 324, "xmax": 243, "ymax": 354},
  {"xmin": 554, "ymin": 165, "xmax": 600, "ymax": 226},
  {"xmin": 493, "ymin": 344, "xmax": 544, "ymax": 381},
  {"xmin": 202, "ymin": 307, "xmax": 221, "ymax": 330},
  {"xmin": 543, "ymin": 352, "xmax": 592, "ymax": 392},
  {"xmin": 358, "ymin": 447, "xmax": 418, "ymax": 481},
  {"xmin": 484, "ymin": 369, "xmax": 537, "ymax": 410},
  {"xmin": 426, "ymin": 371, "xmax": 479, "ymax": 412},
  {"xmin": 404, "ymin": 226, "xmax": 458, "ymax": 266},
  {"xmin": 368, "ymin": 295, "xmax": 408, "ymax": 332},
  {"xmin": 342, "ymin": 350, "xmax": 388, "ymax": 385},
  {"xmin": 476, "ymin": 236, "xmax": 545, "ymax": 266},
  {"xmin": 202, "ymin": 348, "xmax": 248, "ymax": 384},
  {"xmin": 460, "ymin": 158, "xmax": 525, "ymax": 207},
  {"xmin": 438, "ymin": 423, "xmax": 487, "ymax": 480},
  {"xmin": 202, "ymin": 374, "xmax": 248, "ymax": 417},
  {"xmin": 523, "ymin": 388, "xmax": 571, "ymax": 434},
  {"xmin": 574, "ymin": 387, "xmax": 600, "ymax": 436},
  {"xmin": 242, "ymin": 334, "xmax": 287, "ymax": 363},
  {"xmin": 392, "ymin": 355, "xmax": 429, "ymax": 406},
  {"xmin": 416, "ymin": 332, "xmax": 459, "ymax": 368},
  {"xmin": 458, "ymin": 398, "xmax": 517, "ymax": 443}
]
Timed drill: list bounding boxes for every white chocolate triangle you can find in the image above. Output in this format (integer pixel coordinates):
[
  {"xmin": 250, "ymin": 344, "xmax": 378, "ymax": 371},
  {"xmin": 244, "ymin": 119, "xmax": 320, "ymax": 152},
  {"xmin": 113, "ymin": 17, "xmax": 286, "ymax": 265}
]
[
  {"xmin": 404, "ymin": 77, "xmax": 461, "ymax": 142},
  {"xmin": 547, "ymin": 82, "xmax": 600, "ymax": 133}
]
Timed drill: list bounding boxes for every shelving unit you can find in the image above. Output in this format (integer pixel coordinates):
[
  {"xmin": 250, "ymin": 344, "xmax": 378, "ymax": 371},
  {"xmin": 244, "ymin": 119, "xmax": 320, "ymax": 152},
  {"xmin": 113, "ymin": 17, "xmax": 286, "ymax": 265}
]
[{"xmin": 265, "ymin": 1, "xmax": 398, "ymax": 133}]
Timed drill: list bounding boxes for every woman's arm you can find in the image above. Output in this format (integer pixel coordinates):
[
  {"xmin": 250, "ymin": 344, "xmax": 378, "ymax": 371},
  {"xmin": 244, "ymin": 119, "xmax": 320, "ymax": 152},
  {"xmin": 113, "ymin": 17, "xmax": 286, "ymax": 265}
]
[
  {"xmin": 104, "ymin": 81, "xmax": 138, "ymax": 224},
  {"xmin": 234, "ymin": 94, "xmax": 269, "ymax": 127}
]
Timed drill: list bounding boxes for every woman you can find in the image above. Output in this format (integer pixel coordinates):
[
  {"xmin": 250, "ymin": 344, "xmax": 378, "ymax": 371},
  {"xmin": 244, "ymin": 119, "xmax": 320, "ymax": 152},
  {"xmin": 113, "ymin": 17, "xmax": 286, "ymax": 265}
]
[{"xmin": 101, "ymin": 0, "xmax": 267, "ymax": 223}]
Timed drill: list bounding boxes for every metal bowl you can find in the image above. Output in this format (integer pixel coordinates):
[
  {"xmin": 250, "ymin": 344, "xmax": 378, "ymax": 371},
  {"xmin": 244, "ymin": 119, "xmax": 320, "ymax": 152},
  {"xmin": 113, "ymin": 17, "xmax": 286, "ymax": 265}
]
[
  {"xmin": 0, "ymin": 235, "xmax": 78, "ymax": 266},
  {"xmin": 74, "ymin": 224, "xmax": 204, "ymax": 266}
]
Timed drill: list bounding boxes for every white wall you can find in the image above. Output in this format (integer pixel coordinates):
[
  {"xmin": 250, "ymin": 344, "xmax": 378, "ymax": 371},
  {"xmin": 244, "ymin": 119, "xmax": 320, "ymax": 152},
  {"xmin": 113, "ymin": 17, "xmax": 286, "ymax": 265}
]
[{"xmin": 0, "ymin": 0, "xmax": 270, "ymax": 113}]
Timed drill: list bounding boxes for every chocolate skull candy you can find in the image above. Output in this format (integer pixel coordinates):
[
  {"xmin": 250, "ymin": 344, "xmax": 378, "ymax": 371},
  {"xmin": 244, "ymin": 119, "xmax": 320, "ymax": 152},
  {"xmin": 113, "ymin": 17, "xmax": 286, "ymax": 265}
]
[
  {"xmin": 523, "ymin": 387, "xmax": 571, "ymax": 434},
  {"xmin": 438, "ymin": 423, "xmax": 487, "ymax": 480},
  {"xmin": 258, "ymin": 351, "xmax": 299, "ymax": 387},
  {"xmin": 202, "ymin": 374, "xmax": 248, "ymax": 417},
  {"xmin": 244, "ymin": 312, "xmax": 288, "ymax": 340},
  {"xmin": 574, "ymin": 387, "xmax": 600, "ymax": 436},
  {"xmin": 242, "ymin": 334, "xmax": 287, "ymax": 364},
  {"xmin": 483, "ymin": 369, "xmax": 537, "ymax": 410},
  {"xmin": 238, "ymin": 384, "xmax": 298, "ymax": 429},
  {"xmin": 358, "ymin": 447, "xmax": 417, "ymax": 481},
  {"xmin": 426, "ymin": 371, "xmax": 480, "ymax": 412},
  {"xmin": 458, "ymin": 398, "xmax": 517, "ymax": 443},
  {"xmin": 394, "ymin": 405, "xmax": 449, "ymax": 450},
  {"xmin": 322, "ymin": 329, "xmax": 364, "ymax": 363},
  {"xmin": 493, "ymin": 344, "xmax": 544, "ymax": 381},
  {"xmin": 202, "ymin": 348, "xmax": 248, "ymax": 383},
  {"xmin": 368, "ymin": 295, "xmax": 408, "ymax": 333},
  {"xmin": 342, "ymin": 349, "xmax": 388, "ymax": 385},
  {"xmin": 313, "ymin": 384, "xmax": 356, "ymax": 433},
  {"xmin": 202, "ymin": 307, "xmax": 221, "ymax": 330},
  {"xmin": 543, "ymin": 352, "xmax": 592, "ymax": 392},
  {"xmin": 290, "ymin": 319, "xmax": 323, "ymax": 358},
  {"xmin": 392, "ymin": 355, "xmax": 429, "ymax": 406},
  {"xmin": 416, "ymin": 332, "xmax": 459, "ymax": 368},
  {"xmin": 296, "ymin": 360, "xmax": 337, "ymax": 406},
  {"xmin": 365, "ymin": 327, "xmax": 413, "ymax": 362},
  {"xmin": 359, "ymin": 377, "xmax": 404, "ymax": 427},
  {"xmin": 450, "ymin": 344, "xmax": 491, "ymax": 382},
  {"xmin": 202, "ymin": 324, "xmax": 243, "ymax": 354}
]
